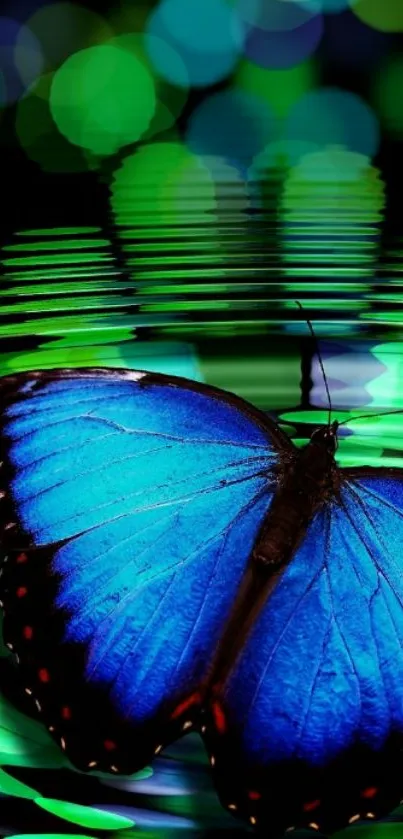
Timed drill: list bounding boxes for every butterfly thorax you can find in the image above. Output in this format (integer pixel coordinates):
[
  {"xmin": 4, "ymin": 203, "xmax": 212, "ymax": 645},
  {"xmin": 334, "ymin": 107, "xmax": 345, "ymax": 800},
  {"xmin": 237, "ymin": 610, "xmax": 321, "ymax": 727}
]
[{"xmin": 252, "ymin": 434, "xmax": 340, "ymax": 570}]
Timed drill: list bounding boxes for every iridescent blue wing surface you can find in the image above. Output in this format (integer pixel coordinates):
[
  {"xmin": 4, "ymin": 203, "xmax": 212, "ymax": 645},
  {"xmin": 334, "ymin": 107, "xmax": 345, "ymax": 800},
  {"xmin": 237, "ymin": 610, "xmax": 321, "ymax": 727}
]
[
  {"xmin": 0, "ymin": 368, "xmax": 290, "ymax": 774},
  {"xmin": 204, "ymin": 467, "xmax": 403, "ymax": 836}
]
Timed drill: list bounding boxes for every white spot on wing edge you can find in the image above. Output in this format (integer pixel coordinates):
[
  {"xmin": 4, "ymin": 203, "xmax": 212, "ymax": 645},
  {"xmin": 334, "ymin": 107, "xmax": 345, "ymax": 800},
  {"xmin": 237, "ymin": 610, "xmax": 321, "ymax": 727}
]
[
  {"xmin": 348, "ymin": 815, "xmax": 360, "ymax": 825},
  {"xmin": 119, "ymin": 370, "xmax": 147, "ymax": 381}
]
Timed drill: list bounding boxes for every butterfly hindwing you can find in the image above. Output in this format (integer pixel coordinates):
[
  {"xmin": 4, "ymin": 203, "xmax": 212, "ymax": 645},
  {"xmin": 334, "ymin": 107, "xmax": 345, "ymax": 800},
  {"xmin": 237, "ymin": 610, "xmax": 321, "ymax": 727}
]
[
  {"xmin": 203, "ymin": 468, "xmax": 403, "ymax": 835},
  {"xmin": 0, "ymin": 368, "xmax": 288, "ymax": 773}
]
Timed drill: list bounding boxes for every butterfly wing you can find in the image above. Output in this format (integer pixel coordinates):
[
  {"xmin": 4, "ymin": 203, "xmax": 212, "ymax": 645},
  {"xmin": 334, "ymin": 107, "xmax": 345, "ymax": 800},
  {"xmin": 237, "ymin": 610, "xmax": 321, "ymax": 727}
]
[
  {"xmin": 0, "ymin": 367, "xmax": 290, "ymax": 774},
  {"xmin": 204, "ymin": 467, "xmax": 403, "ymax": 835}
]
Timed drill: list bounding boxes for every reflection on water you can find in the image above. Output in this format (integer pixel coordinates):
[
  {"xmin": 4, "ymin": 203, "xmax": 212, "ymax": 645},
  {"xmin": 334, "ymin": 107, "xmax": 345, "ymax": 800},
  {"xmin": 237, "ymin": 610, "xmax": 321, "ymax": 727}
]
[{"xmin": 2, "ymin": 145, "xmax": 400, "ymax": 351}]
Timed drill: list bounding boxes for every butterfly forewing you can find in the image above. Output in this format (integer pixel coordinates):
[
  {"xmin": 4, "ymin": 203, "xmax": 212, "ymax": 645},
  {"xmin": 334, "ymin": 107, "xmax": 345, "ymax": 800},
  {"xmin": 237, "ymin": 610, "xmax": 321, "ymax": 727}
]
[{"xmin": 0, "ymin": 368, "xmax": 287, "ymax": 774}]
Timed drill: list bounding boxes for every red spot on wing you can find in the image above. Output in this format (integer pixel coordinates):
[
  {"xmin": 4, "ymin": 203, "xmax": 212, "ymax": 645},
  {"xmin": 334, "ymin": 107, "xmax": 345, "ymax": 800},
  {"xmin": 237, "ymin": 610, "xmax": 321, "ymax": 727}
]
[
  {"xmin": 103, "ymin": 739, "xmax": 117, "ymax": 751},
  {"xmin": 171, "ymin": 691, "xmax": 201, "ymax": 719},
  {"xmin": 61, "ymin": 706, "xmax": 72, "ymax": 720},
  {"xmin": 361, "ymin": 787, "xmax": 378, "ymax": 799},
  {"xmin": 17, "ymin": 553, "xmax": 28, "ymax": 564},
  {"xmin": 212, "ymin": 700, "xmax": 227, "ymax": 734},
  {"xmin": 38, "ymin": 668, "xmax": 50, "ymax": 683},
  {"xmin": 303, "ymin": 800, "xmax": 321, "ymax": 813},
  {"xmin": 16, "ymin": 586, "xmax": 27, "ymax": 598},
  {"xmin": 248, "ymin": 791, "xmax": 261, "ymax": 801},
  {"xmin": 23, "ymin": 626, "xmax": 33, "ymax": 640}
]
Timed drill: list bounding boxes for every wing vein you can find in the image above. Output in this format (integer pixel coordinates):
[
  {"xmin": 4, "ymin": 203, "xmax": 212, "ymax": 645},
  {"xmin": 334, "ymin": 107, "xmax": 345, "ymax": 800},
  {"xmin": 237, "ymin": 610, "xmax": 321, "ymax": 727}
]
[
  {"xmin": 243, "ymin": 560, "xmax": 326, "ymax": 722},
  {"xmin": 8, "ymin": 409, "xmax": 272, "ymax": 452},
  {"xmin": 34, "ymin": 466, "xmax": 270, "ymax": 545},
  {"xmin": 341, "ymin": 484, "xmax": 403, "ymax": 609},
  {"xmin": 19, "ymin": 453, "xmax": 268, "ymax": 504},
  {"xmin": 325, "ymin": 506, "xmax": 363, "ymax": 730},
  {"xmin": 88, "ymin": 488, "xmax": 268, "ymax": 693},
  {"xmin": 347, "ymin": 479, "xmax": 403, "ymax": 523},
  {"xmin": 168, "ymin": 487, "xmax": 268, "ymax": 686}
]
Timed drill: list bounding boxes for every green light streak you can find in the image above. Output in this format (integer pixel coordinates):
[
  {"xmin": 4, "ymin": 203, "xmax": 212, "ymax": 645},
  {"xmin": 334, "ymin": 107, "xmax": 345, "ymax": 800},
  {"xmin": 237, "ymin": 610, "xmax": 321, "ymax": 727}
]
[
  {"xmin": 364, "ymin": 313, "xmax": 403, "ymax": 323},
  {"xmin": 0, "ymin": 296, "xmax": 135, "ymax": 314},
  {"xmin": 155, "ymin": 320, "xmax": 361, "ymax": 337},
  {"xmin": 282, "ymin": 254, "xmax": 374, "ymax": 263},
  {"xmin": 2, "ymin": 254, "xmax": 114, "ymax": 267},
  {"xmin": 284, "ymin": 282, "xmax": 368, "ymax": 292},
  {"xmin": 0, "ymin": 281, "xmax": 131, "ymax": 296},
  {"xmin": 142, "ymin": 299, "xmax": 368, "ymax": 312},
  {"xmin": 35, "ymin": 797, "xmax": 135, "ymax": 829},
  {"xmin": 3, "ymin": 239, "xmax": 111, "ymax": 252},
  {"xmin": 0, "ymin": 767, "xmax": 39, "ymax": 800},
  {"xmin": 128, "ymin": 254, "xmax": 268, "ymax": 266},
  {"xmin": 284, "ymin": 299, "xmax": 368, "ymax": 310},
  {"xmin": 282, "ymin": 267, "xmax": 373, "ymax": 276},
  {"xmin": 16, "ymin": 227, "xmax": 102, "ymax": 236},
  {"xmin": 114, "ymin": 214, "xmax": 231, "ymax": 225},
  {"xmin": 367, "ymin": 294, "xmax": 403, "ymax": 302},
  {"xmin": 282, "ymin": 226, "xmax": 381, "ymax": 236},
  {"xmin": 117, "ymin": 226, "xmax": 251, "ymax": 239},
  {"xmin": 135, "ymin": 282, "xmax": 368, "ymax": 295},
  {"xmin": 1, "ymin": 269, "xmax": 121, "ymax": 282},
  {"xmin": 0, "ymin": 312, "xmax": 186, "ymax": 337},
  {"xmin": 142, "ymin": 300, "xmax": 231, "ymax": 311},
  {"xmin": 124, "ymin": 240, "xmax": 242, "ymax": 253},
  {"xmin": 283, "ymin": 212, "xmax": 384, "ymax": 222},
  {"xmin": 283, "ymin": 241, "xmax": 376, "ymax": 252}
]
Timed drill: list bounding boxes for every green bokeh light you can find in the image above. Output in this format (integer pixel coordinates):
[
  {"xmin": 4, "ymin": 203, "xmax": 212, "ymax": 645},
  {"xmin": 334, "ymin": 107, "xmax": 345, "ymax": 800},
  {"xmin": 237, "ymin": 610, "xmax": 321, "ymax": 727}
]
[
  {"xmin": 372, "ymin": 54, "xmax": 403, "ymax": 138},
  {"xmin": 349, "ymin": 0, "xmax": 403, "ymax": 31},
  {"xmin": 16, "ymin": 72, "xmax": 92, "ymax": 173},
  {"xmin": 50, "ymin": 44, "xmax": 156, "ymax": 155},
  {"xmin": 109, "ymin": 33, "xmax": 189, "ymax": 141},
  {"xmin": 234, "ymin": 57, "xmax": 317, "ymax": 119},
  {"xmin": 25, "ymin": 2, "xmax": 113, "ymax": 71}
]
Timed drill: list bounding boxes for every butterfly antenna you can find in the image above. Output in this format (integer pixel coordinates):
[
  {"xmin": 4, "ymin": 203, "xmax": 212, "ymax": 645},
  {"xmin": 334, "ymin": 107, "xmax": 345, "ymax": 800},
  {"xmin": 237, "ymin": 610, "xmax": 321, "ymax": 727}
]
[
  {"xmin": 339, "ymin": 408, "xmax": 403, "ymax": 427},
  {"xmin": 295, "ymin": 300, "xmax": 332, "ymax": 427}
]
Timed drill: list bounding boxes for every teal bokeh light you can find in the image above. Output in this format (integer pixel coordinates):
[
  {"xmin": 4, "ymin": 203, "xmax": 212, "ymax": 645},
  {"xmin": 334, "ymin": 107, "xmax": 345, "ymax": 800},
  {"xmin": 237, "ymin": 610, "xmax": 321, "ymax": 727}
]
[
  {"xmin": 186, "ymin": 89, "xmax": 275, "ymax": 162},
  {"xmin": 235, "ymin": 0, "xmax": 317, "ymax": 31},
  {"xmin": 0, "ymin": 16, "xmax": 43, "ymax": 105},
  {"xmin": 286, "ymin": 87, "xmax": 380, "ymax": 158},
  {"xmin": 145, "ymin": 0, "xmax": 243, "ymax": 88},
  {"xmin": 296, "ymin": 0, "xmax": 351, "ymax": 11}
]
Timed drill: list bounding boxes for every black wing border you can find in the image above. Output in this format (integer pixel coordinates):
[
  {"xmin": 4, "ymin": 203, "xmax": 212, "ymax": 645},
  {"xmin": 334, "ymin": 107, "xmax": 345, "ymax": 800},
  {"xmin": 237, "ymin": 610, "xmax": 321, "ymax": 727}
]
[
  {"xmin": 342, "ymin": 466, "xmax": 403, "ymax": 480},
  {"xmin": 0, "ymin": 366, "xmax": 295, "ymax": 454}
]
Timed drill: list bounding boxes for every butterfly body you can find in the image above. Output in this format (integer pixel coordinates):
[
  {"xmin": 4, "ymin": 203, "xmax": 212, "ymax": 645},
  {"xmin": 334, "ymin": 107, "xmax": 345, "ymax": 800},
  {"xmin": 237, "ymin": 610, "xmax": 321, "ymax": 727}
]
[
  {"xmin": 2, "ymin": 368, "xmax": 403, "ymax": 837},
  {"xmin": 252, "ymin": 427, "xmax": 340, "ymax": 570},
  {"xmin": 204, "ymin": 429, "xmax": 341, "ymax": 689}
]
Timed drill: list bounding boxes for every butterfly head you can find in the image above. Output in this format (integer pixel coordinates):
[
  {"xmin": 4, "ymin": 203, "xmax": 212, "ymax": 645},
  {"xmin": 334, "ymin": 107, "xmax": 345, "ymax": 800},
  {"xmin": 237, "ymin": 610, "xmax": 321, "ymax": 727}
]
[{"xmin": 310, "ymin": 420, "xmax": 339, "ymax": 454}]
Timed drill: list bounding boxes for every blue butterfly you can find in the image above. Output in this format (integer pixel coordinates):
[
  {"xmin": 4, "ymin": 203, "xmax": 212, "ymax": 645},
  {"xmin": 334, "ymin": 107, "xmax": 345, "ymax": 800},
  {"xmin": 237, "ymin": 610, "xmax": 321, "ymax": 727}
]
[{"xmin": 1, "ymin": 366, "xmax": 403, "ymax": 837}]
